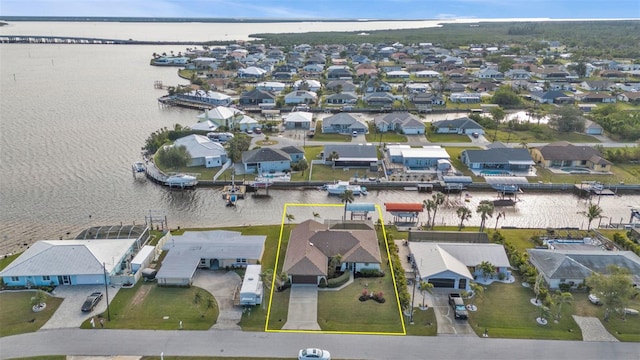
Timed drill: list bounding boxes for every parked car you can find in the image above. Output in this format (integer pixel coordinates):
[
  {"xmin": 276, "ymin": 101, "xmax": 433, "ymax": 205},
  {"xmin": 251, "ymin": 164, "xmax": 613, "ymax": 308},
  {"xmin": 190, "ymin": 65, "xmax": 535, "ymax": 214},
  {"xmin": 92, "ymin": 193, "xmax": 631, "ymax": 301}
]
[
  {"xmin": 352, "ymin": 131, "xmax": 358, "ymax": 137},
  {"xmin": 448, "ymin": 293, "xmax": 468, "ymax": 319},
  {"xmin": 81, "ymin": 291, "xmax": 104, "ymax": 312},
  {"xmin": 471, "ymin": 132, "xmax": 480, "ymax": 138},
  {"xmin": 588, "ymin": 294, "xmax": 602, "ymax": 305},
  {"xmin": 254, "ymin": 127, "xmax": 262, "ymax": 134},
  {"xmin": 245, "ymin": 128, "xmax": 253, "ymax": 134},
  {"xmin": 298, "ymin": 348, "xmax": 331, "ymax": 360}
]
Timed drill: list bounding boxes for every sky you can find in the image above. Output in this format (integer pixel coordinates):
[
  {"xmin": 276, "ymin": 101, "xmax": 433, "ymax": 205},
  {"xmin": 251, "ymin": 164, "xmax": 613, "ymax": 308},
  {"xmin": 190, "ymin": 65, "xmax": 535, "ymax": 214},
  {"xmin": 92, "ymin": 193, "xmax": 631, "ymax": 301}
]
[{"xmin": 1, "ymin": 0, "xmax": 639, "ymax": 20}]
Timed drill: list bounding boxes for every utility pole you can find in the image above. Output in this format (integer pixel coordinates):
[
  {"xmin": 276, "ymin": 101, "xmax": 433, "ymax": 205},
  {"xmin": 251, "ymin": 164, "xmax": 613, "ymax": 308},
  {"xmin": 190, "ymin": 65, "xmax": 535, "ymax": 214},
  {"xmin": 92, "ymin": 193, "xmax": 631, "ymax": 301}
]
[
  {"xmin": 410, "ymin": 270, "xmax": 417, "ymax": 324},
  {"xmin": 103, "ymin": 262, "xmax": 111, "ymax": 321}
]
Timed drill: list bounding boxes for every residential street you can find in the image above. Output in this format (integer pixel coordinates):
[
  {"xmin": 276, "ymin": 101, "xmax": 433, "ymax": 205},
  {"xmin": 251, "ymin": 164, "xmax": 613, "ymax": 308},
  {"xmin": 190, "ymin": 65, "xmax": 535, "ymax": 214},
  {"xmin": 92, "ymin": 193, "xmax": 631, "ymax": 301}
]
[{"xmin": 1, "ymin": 328, "xmax": 637, "ymax": 360}]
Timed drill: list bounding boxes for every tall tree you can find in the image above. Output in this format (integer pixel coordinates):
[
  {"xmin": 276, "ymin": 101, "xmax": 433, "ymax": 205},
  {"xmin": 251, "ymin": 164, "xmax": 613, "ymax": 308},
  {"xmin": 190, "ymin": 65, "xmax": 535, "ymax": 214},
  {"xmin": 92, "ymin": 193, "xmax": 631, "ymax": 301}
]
[
  {"xmin": 478, "ymin": 261, "xmax": 496, "ymax": 281},
  {"xmin": 586, "ymin": 265, "xmax": 636, "ymax": 321},
  {"xmin": 339, "ymin": 190, "xmax": 355, "ymax": 221},
  {"xmin": 156, "ymin": 144, "xmax": 192, "ymax": 170},
  {"xmin": 580, "ymin": 203, "xmax": 603, "ymax": 231},
  {"xmin": 476, "ymin": 200, "xmax": 495, "ymax": 232},
  {"xmin": 553, "ymin": 291, "xmax": 573, "ymax": 320},
  {"xmin": 549, "ymin": 105, "xmax": 585, "ymax": 132},
  {"xmin": 489, "ymin": 106, "xmax": 505, "ymax": 141},
  {"xmin": 422, "ymin": 199, "xmax": 435, "ymax": 229},
  {"xmin": 456, "ymin": 206, "xmax": 472, "ymax": 231},
  {"xmin": 430, "ymin": 193, "xmax": 445, "ymax": 229},
  {"xmin": 419, "ymin": 281, "xmax": 434, "ymax": 309}
]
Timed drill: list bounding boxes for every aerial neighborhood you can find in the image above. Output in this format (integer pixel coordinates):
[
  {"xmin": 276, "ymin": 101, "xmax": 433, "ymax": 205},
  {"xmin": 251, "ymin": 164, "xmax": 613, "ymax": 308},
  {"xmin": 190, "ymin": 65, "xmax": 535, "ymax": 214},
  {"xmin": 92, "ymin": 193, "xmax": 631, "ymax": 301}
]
[{"xmin": 2, "ymin": 26, "xmax": 640, "ymax": 353}]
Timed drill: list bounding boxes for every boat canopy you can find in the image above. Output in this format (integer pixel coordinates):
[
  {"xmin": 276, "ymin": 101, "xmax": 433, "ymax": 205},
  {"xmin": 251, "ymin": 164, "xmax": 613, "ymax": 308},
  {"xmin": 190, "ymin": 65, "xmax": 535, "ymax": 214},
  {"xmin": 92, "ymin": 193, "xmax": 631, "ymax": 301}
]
[
  {"xmin": 485, "ymin": 176, "xmax": 529, "ymax": 185},
  {"xmin": 384, "ymin": 203, "xmax": 423, "ymax": 212},
  {"xmin": 346, "ymin": 203, "xmax": 376, "ymax": 212},
  {"xmin": 442, "ymin": 176, "xmax": 473, "ymax": 184}
]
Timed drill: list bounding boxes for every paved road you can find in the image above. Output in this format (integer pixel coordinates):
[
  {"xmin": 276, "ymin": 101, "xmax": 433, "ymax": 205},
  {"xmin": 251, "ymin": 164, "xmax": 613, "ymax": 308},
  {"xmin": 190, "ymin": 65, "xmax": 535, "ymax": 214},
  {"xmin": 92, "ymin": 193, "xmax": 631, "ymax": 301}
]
[{"xmin": 1, "ymin": 328, "xmax": 637, "ymax": 360}]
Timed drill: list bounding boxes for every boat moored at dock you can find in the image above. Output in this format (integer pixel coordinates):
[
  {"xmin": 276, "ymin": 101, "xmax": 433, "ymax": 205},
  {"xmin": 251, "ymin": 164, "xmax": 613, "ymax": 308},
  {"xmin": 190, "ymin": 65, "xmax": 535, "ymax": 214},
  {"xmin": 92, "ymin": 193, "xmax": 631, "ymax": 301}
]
[{"xmin": 325, "ymin": 181, "xmax": 367, "ymax": 195}]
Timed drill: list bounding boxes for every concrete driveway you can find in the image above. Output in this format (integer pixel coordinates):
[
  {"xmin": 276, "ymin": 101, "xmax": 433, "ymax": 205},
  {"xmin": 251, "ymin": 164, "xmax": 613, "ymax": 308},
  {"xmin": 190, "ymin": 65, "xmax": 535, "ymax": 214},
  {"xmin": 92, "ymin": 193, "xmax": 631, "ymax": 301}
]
[
  {"xmin": 192, "ymin": 269, "xmax": 242, "ymax": 330},
  {"xmin": 41, "ymin": 285, "xmax": 120, "ymax": 329},
  {"xmin": 282, "ymin": 285, "xmax": 321, "ymax": 330},
  {"xmin": 430, "ymin": 291, "xmax": 475, "ymax": 336}
]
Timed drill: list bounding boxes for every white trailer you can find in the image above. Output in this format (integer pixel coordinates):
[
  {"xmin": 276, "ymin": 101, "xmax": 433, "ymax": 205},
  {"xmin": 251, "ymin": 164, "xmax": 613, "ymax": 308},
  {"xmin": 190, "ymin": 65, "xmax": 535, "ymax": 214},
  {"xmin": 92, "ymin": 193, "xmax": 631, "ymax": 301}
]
[{"xmin": 239, "ymin": 265, "xmax": 263, "ymax": 306}]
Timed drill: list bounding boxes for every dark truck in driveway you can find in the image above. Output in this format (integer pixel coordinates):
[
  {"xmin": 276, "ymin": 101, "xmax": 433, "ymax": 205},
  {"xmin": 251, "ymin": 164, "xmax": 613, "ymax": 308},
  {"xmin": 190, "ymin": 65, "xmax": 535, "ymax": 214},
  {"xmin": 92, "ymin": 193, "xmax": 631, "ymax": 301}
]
[{"xmin": 448, "ymin": 293, "xmax": 468, "ymax": 320}]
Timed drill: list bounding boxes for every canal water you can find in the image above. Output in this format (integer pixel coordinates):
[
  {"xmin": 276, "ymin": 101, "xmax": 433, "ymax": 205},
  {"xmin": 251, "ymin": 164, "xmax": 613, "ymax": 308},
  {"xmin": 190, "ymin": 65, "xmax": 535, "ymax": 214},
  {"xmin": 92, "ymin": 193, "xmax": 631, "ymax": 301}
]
[{"xmin": 1, "ymin": 23, "xmax": 638, "ymax": 255}]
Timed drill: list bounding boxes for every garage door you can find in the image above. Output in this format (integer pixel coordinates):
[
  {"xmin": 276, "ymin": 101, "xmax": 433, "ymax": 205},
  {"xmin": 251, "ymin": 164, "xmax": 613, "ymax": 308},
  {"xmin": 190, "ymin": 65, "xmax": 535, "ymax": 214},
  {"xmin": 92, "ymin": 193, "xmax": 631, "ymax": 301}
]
[
  {"xmin": 291, "ymin": 275, "xmax": 317, "ymax": 284},
  {"xmin": 428, "ymin": 278, "xmax": 455, "ymax": 288}
]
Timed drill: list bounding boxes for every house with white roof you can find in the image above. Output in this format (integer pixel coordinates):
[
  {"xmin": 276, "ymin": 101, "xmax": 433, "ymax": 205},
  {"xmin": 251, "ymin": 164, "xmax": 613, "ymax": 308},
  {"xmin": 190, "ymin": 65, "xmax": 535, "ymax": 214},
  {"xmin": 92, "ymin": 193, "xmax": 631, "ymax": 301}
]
[
  {"xmin": 189, "ymin": 120, "xmax": 218, "ymax": 132},
  {"xmin": 237, "ymin": 66, "xmax": 267, "ymax": 78},
  {"xmin": 157, "ymin": 230, "xmax": 266, "ymax": 286},
  {"xmin": 374, "ymin": 112, "xmax": 425, "ymax": 135},
  {"xmin": 322, "ymin": 113, "xmax": 368, "ymax": 134},
  {"xmin": 284, "ymin": 90, "xmax": 318, "ymax": 105},
  {"xmin": 387, "ymin": 145, "xmax": 450, "ymax": 168},
  {"xmin": 255, "ymin": 81, "xmax": 286, "ymax": 92},
  {"xmin": 0, "ymin": 225, "xmax": 150, "ymax": 287},
  {"xmin": 283, "ymin": 111, "xmax": 313, "ymax": 130},
  {"xmin": 293, "ymin": 79, "xmax": 322, "ymax": 92},
  {"xmin": 177, "ymin": 90, "xmax": 232, "ymax": 107},
  {"xmin": 172, "ymin": 134, "xmax": 227, "ymax": 168},
  {"xmin": 197, "ymin": 106, "xmax": 244, "ymax": 129},
  {"xmin": 408, "ymin": 242, "xmax": 511, "ymax": 290}
]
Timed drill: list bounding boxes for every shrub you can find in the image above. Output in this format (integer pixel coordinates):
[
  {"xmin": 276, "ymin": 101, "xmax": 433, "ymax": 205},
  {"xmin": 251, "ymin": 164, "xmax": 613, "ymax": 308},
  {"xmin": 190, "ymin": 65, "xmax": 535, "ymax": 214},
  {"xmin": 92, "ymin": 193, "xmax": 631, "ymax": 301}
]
[
  {"xmin": 356, "ymin": 269, "xmax": 385, "ymax": 278},
  {"xmin": 318, "ymin": 278, "xmax": 328, "ymax": 288},
  {"xmin": 559, "ymin": 283, "xmax": 572, "ymax": 292},
  {"xmin": 327, "ymin": 271, "xmax": 350, "ymax": 288},
  {"xmin": 498, "ymin": 272, "xmax": 506, "ymax": 281}
]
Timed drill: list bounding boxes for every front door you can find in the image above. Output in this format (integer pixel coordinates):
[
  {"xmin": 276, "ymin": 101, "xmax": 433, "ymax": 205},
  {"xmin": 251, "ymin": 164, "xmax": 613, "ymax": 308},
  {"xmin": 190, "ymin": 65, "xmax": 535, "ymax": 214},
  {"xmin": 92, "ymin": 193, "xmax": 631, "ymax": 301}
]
[{"xmin": 58, "ymin": 275, "xmax": 71, "ymax": 285}]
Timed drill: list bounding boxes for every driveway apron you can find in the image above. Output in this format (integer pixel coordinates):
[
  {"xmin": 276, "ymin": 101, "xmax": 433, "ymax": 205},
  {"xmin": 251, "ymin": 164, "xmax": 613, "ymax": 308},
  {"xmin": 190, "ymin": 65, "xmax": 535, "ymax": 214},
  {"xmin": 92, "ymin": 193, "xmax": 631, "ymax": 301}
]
[
  {"xmin": 282, "ymin": 285, "xmax": 321, "ymax": 330},
  {"xmin": 41, "ymin": 285, "xmax": 120, "ymax": 329}
]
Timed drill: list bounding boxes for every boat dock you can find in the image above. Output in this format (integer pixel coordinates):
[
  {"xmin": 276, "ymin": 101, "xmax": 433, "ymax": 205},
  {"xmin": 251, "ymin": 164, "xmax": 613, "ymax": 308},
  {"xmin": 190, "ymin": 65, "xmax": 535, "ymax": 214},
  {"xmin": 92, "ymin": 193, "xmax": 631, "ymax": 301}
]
[
  {"xmin": 145, "ymin": 163, "xmax": 198, "ymax": 189},
  {"xmin": 158, "ymin": 95, "xmax": 213, "ymax": 111},
  {"xmin": 222, "ymin": 185, "xmax": 246, "ymax": 200}
]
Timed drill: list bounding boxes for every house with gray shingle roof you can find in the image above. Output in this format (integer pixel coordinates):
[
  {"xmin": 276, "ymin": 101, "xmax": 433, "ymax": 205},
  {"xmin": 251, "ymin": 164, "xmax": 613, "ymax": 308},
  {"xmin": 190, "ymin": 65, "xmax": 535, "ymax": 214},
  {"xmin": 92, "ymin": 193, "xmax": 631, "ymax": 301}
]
[
  {"xmin": 461, "ymin": 142, "xmax": 535, "ymax": 175},
  {"xmin": 321, "ymin": 113, "xmax": 368, "ymax": 134},
  {"xmin": 530, "ymin": 141, "xmax": 612, "ymax": 172},
  {"xmin": 374, "ymin": 112, "xmax": 426, "ymax": 135},
  {"xmin": 241, "ymin": 147, "xmax": 294, "ymax": 174},
  {"xmin": 527, "ymin": 249, "xmax": 640, "ymax": 289},
  {"xmin": 283, "ymin": 220, "xmax": 382, "ymax": 284},
  {"xmin": 432, "ymin": 117, "xmax": 484, "ymax": 135},
  {"xmin": 529, "ymin": 90, "xmax": 574, "ymax": 104}
]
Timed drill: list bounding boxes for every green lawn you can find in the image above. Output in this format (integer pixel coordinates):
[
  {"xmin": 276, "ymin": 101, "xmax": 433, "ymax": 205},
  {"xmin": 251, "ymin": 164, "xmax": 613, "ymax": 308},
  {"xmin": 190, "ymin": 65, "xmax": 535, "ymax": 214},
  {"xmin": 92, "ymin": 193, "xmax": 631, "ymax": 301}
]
[
  {"xmin": 468, "ymin": 276, "xmax": 583, "ymax": 340},
  {"xmin": 533, "ymin": 166, "xmax": 639, "ymax": 185},
  {"xmin": 489, "ymin": 128, "xmax": 600, "ymax": 144},
  {"xmin": 426, "ymin": 128, "xmax": 472, "ymax": 143},
  {"xmin": 311, "ymin": 121, "xmax": 353, "ymax": 142},
  {"xmin": 0, "ymin": 291, "xmax": 63, "ymax": 337},
  {"xmin": 310, "ymin": 164, "xmax": 379, "ymax": 182},
  {"xmin": 444, "ymin": 147, "xmax": 484, "ymax": 182},
  {"xmin": 82, "ymin": 282, "xmax": 218, "ymax": 330},
  {"xmin": 0, "ymin": 253, "xmax": 20, "ymax": 271},
  {"xmin": 405, "ymin": 307, "xmax": 438, "ymax": 336},
  {"xmin": 571, "ymin": 293, "xmax": 640, "ymax": 342}
]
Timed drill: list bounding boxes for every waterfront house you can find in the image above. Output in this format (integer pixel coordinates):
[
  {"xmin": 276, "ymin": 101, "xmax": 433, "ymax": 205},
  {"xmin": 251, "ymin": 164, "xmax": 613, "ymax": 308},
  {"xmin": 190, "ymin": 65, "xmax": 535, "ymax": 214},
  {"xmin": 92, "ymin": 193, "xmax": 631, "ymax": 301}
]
[
  {"xmin": 530, "ymin": 141, "xmax": 612, "ymax": 172},
  {"xmin": 461, "ymin": 143, "xmax": 535, "ymax": 176},
  {"xmin": 280, "ymin": 145, "xmax": 305, "ymax": 163},
  {"xmin": 432, "ymin": 117, "xmax": 484, "ymax": 135},
  {"xmin": 322, "ymin": 144, "xmax": 378, "ymax": 170},
  {"xmin": 172, "ymin": 134, "xmax": 228, "ymax": 168},
  {"xmin": 197, "ymin": 106, "xmax": 244, "ymax": 129},
  {"xmin": 387, "ymin": 145, "xmax": 451, "ymax": 168},
  {"xmin": 449, "ymin": 92, "xmax": 482, "ymax": 103},
  {"xmin": 364, "ymin": 92, "xmax": 396, "ymax": 106},
  {"xmin": 157, "ymin": 230, "xmax": 266, "ymax": 287},
  {"xmin": 373, "ymin": 112, "xmax": 425, "ymax": 135},
  {"xmin": 576, "ymin": 92, "xmax": 617, "ymax": 103},
  {"xmin": 529, "ymin": 90, "xmax": 574, "ymax": 104},
  {"xmin": 283, "ymin": 111, "xmax": 313, "ymax": 130},
  {"xmin": 321, "ymin": 113, "xmax": 368, "ymax": 134},
  {"xmin": 408, "ymin": 242, "xmax": 511, "ymax": 290},
  {"xmin": 239, "ymin": 89, "xmax": 276, "ymax": 107},
  {"xmin": 527, "ymin": 249, "xmax": 640, "ymax": 289},
  {"xmin": 177, "ymin": 90, "xmax": 232, "ymax": 106},
  {"xmin": 0, "ymin": 225, "xmax": 150, "ymax": 287},
  {"xmin": 326, "ymin": 93, "xmax": 358, "ymax": 105},
  {"xmin": 283, "ymin": 220, "xmax": 382, "ymax": 285},
  {"xmin": 241, "ymin": 147, "xmax": 294, "ymax": 174}
]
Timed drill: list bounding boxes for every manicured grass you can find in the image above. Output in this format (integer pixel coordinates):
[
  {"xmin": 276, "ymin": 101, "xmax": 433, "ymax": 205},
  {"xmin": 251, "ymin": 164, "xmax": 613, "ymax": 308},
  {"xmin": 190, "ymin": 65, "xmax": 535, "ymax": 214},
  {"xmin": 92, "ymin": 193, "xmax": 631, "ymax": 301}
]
[
  {"xmin": 533, "ymin": 166, "xmax": 639, "ymax": 185},
  {"xmin": 468, "ymin": 276, "xmax": 583, "ymax": 340},
  {"xmin": 0, "ymin": 253, "xmax": 20, "ymax": 271},
  {"xmin": 84, "ymin": 282, "xmax": 218, "ymax": 330},
  {"xmin": 365, "ymin": 126, "xmax": 408, "ymax": 143},
  {"xmin": 0, "ymin": 291, "xmax": 63, "ymax": 337},
  {"xmin": 317, "ymin": 275, "xmax": 404, "ymax": 333},
  {"xmin": 405, "ymin": 307, "xmax": 438, "ymax": 336},
  {"xmin": 571, "ymin": 292, "xmax": 640, "ymax": 342},
  {"xmin": 426, "ymin": 128, "xmax": 472, "ymax": 143}
]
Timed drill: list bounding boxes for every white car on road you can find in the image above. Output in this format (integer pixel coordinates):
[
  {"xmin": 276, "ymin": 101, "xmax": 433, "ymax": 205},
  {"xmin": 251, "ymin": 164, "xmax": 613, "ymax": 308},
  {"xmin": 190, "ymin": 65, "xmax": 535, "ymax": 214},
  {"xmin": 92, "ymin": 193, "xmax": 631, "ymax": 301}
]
[{"xmin": 298, "ymin": 348, "xmax": 331, "ymax": 360}]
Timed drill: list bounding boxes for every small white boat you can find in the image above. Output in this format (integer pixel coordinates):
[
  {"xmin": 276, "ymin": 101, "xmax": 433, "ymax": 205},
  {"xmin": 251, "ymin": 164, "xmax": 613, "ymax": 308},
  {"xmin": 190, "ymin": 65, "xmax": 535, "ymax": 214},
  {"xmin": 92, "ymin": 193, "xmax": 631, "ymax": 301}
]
[
  {"xmin": 166, "ymin": 174, "xmax": 198, "ymax": 188},
  {"xmin": 132, "ymin": 161, "xmax": 146, "ymax": 173},
  {"xmin": 325, "ymin": 181, "xmax": 367, "ymax": 195}
]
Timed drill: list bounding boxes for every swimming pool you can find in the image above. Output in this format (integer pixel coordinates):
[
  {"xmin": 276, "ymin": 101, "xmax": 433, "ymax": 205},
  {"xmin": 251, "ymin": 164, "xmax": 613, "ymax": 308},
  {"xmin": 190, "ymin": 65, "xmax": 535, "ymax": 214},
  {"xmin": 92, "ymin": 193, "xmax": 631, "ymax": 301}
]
[{"xmin": 561, "ymin": 167, "xmax": 591, "ymax": 174}]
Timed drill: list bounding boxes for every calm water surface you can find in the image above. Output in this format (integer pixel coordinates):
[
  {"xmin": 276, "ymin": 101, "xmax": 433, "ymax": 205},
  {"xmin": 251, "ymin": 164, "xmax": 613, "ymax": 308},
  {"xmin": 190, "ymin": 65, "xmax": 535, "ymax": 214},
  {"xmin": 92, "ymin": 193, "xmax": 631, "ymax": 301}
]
[{"xmin": 0, "ymin": 24, "xmax": 638, "ymax": 255}]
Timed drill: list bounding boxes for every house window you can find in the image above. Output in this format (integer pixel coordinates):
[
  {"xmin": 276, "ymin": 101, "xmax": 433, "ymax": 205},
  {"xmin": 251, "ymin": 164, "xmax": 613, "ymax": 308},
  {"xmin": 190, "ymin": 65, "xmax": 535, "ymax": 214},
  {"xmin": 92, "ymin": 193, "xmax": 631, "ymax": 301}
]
[
  {"xmin": 236, "ymin": 258, "xmax": 247, "ymax": 264},
  {"xmin": 560, "ymin": 278, "xmax": 566, "ymax": 283},
  {"xmin": 42, "ymin": 276, "xmax": 50, "ymax": 281},
  {"xmin": 11, "ymin": 276, "xmax": 19, "ymax": 282}
]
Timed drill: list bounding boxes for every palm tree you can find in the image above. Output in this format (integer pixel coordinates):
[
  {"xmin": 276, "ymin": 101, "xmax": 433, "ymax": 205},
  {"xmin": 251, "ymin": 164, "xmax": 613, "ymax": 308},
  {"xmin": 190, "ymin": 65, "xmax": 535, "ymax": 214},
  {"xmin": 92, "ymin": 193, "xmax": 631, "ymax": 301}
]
[
  {"xmin": 285, "ymin": 213, "xmax": 295, "ymax": 228},
  {"xmin": 419, "ymin": 281, "xmax": 434, "ymax": 309},
  {"xmin": 553, "ymin": 291, "xmax": 573, "ymax": 320},
  {"xmin": 456, "ymin": 206, "xmax": 472, "ymax": 231},
  {"xmin": 476, "ymin": 200, "xmax": 495, "ymax": 232},
  {"xmin": 580, "ymin": 203, "xmax": 603, "ymax": 231},
  {"xmin": 30, "ymin": 290, "xmax": 48, "ymax": 311},
  {"xmin": 260, "ymin": 268, "xmax": 274, "ymax": 290},
  {"xmin": 328, "ymin": 254, "xmax": 343, "ymax": 278},
  {"xmin": 312, "ymin": 212, "xmax": 320, "ymax": 220},
  {"xmin": 490, "ymin": 106, "xmax": 505, "ymax": 142},
  {"xmin": 469, "ymin": 282, "xmax": 484, "ymax": 307},
  {"xmin": 339, "ymin": 190, "xmax": 355, "ymax": 221},
  {"xmin": 422, "ymin": 199, "xmax": 435, "ymax": 229},
  {"xmin": 494, "ymin": 211, "xmax": 506, "ymax": 231},
  {"xmin": 478, "ymin": 261, "xmax": 496, "ymax": 281},
  {"xmin": 430, "ymin": 193, "xmax": 445, "ymax": 229}
]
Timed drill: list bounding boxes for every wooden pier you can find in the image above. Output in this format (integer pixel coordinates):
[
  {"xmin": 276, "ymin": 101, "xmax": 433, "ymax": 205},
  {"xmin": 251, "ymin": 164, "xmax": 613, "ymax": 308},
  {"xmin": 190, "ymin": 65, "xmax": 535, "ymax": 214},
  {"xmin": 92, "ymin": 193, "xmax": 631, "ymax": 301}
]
[
  {"xmin": 145, "ymin": 163, "xmax": 198, "ymax": 189},
  {"xmin": 158, "ymin": 95, "xmax": 214, "ymax": 111}
]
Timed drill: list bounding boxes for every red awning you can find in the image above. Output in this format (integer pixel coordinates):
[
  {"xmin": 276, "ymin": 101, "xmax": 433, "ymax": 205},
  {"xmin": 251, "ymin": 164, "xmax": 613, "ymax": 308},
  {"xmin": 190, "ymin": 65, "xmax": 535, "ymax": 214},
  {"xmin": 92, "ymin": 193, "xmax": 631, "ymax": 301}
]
[{"xmin": 384, "ymin": 203, "xmax": 423, "ymax": 212}]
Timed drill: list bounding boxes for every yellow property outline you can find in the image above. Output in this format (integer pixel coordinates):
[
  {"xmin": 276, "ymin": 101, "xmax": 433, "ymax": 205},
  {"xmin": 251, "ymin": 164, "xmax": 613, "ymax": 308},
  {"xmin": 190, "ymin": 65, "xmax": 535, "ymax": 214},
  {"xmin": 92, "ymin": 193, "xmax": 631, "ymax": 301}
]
[{"xmin": 264, "ymin": 203, "xmax": 407, "ymax": 335}]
